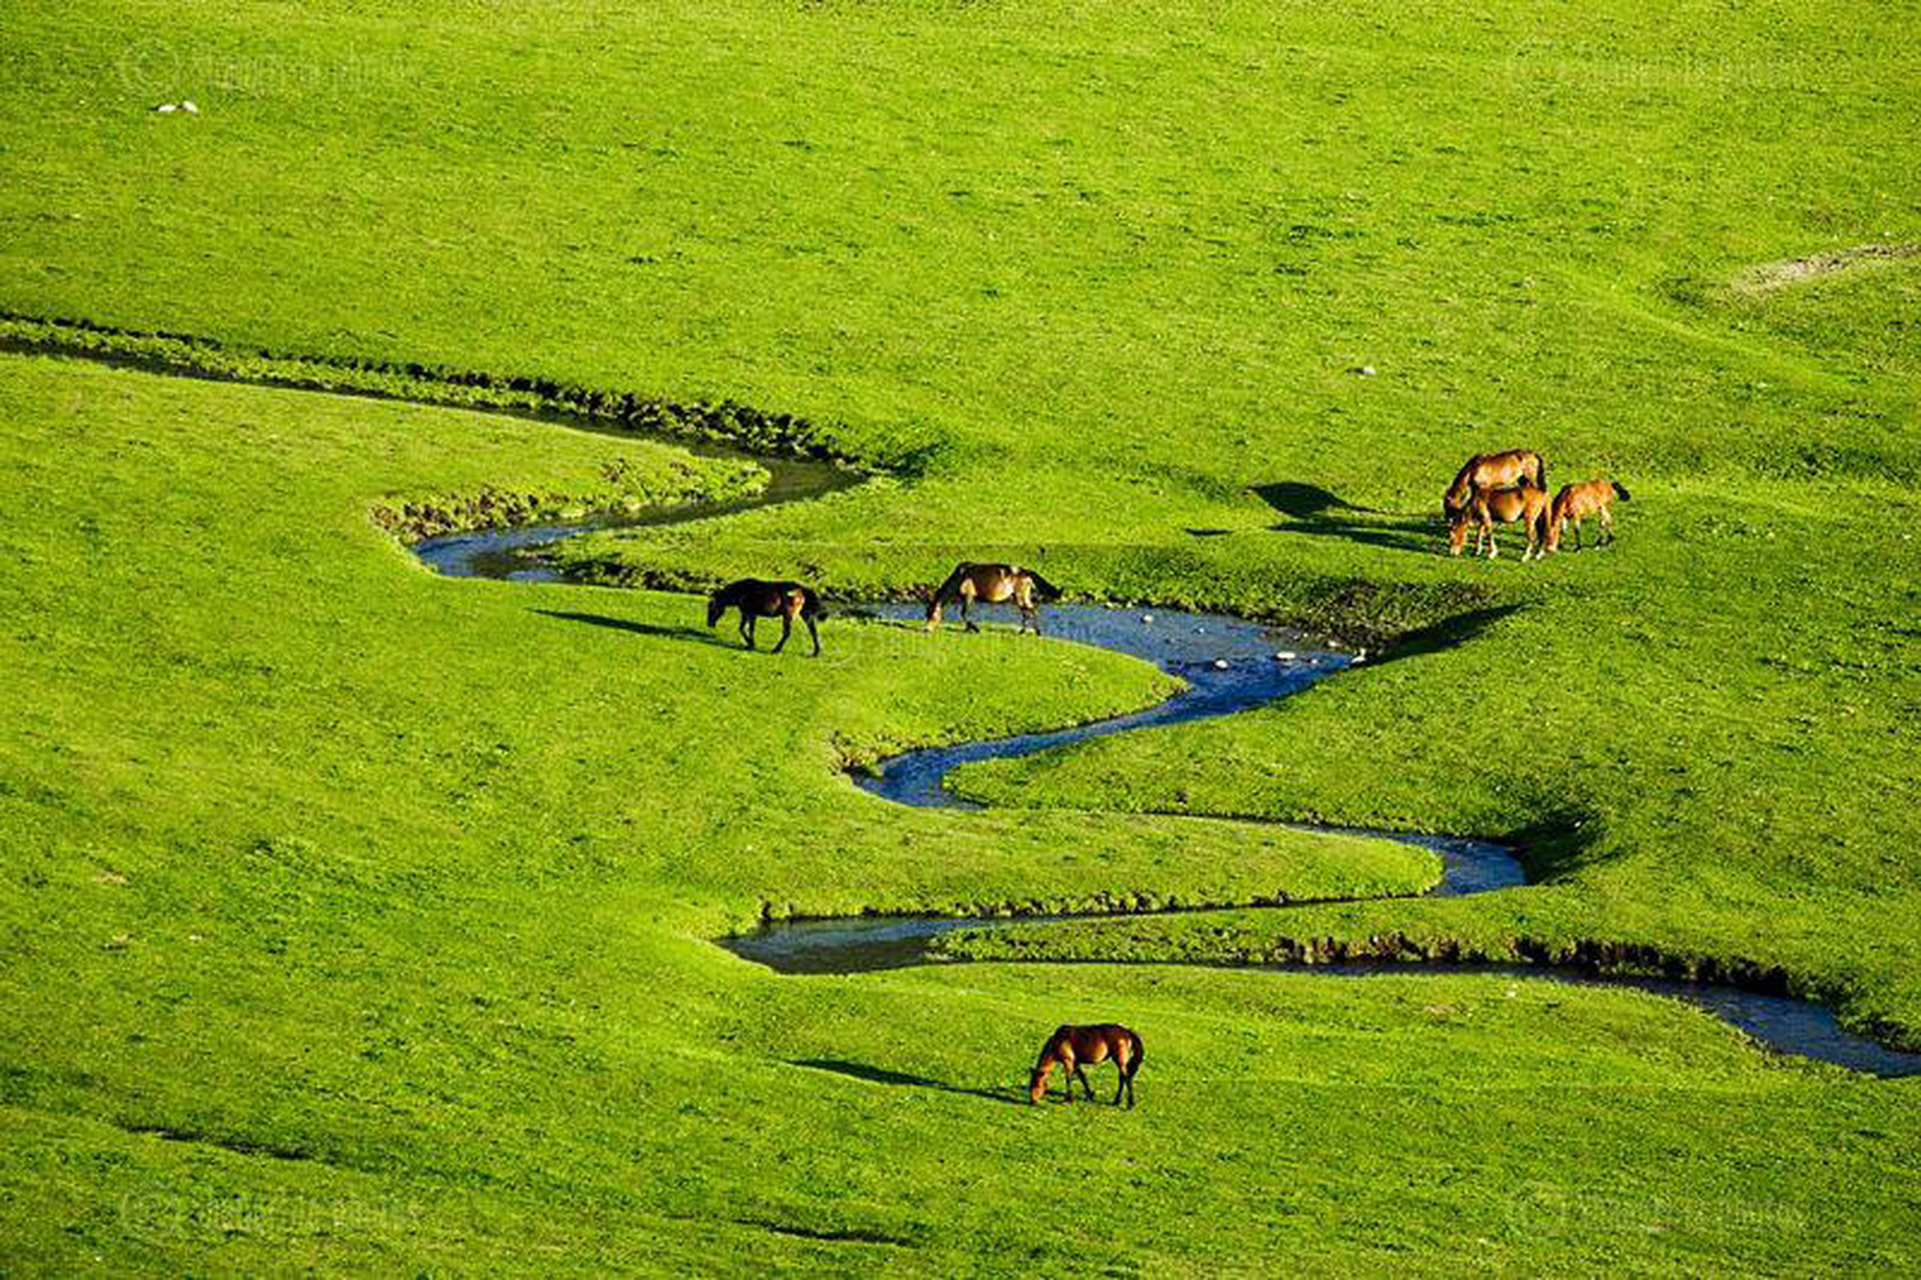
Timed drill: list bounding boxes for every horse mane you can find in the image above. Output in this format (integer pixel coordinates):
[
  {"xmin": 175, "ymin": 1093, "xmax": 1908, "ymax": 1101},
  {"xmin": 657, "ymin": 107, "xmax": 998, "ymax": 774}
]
[
  {"xmin": 1443, "ymin": 458, "xmax": 1478, "ymax": 511},
  {"xmin": 932, "ymin": 563, "xmax": 973, "ymax": 601}
]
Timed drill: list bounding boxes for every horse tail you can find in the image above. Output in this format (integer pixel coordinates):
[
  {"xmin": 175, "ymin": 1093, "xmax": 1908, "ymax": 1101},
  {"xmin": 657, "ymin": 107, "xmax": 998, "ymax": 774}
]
[
  {"xmin": 1025, "ymin": 569, "xmax": 1063, "ymax": 602},
  {"xmin": 1612, "ymin": 481, "xmax": 1631, "ymax": 502},
  {"xmin": 1128, "ymin": 1030, "xmax": 1145, "ymax": 1076},
  {"xmin": 1533, "ymin": 452, "xmax": 1548, "ymax": 494}
]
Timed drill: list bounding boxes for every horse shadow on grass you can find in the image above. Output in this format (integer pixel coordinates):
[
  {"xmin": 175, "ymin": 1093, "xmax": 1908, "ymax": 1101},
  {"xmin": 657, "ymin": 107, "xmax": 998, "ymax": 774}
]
[
  {"xmin": 791, "ymin": 1058, "xmax": 1024, "ymax": 1107},
  {"xmin": 1251, "ymin": 481, "xmax": 1442, "ymax": 556},
  {"xmin": 530, "ymin": 608, "xmax": 736, "ymax": 649}
]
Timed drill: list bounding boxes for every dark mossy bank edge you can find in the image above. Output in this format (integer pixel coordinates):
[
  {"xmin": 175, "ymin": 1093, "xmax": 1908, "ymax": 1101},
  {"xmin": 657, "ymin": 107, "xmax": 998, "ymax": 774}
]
[
  {"xmin": 370, "ymin": 460, "xmax": 768, "ymax": 544},
  {"xmin": 936, "ymin": 921, "xmax": 1920, "ymax": 1053},
  {"xmin": 739, "ymin": 860, "xmax": 1447, "ymax": 930},
  {"xmin": 0, "ymin": 312, "xmax": 931, "ymax": 473}
]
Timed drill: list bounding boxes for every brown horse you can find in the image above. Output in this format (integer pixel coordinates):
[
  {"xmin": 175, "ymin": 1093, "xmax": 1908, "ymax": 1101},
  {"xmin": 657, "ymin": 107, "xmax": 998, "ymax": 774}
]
[
  {"xmin": 1443, "ymin": 448, "xmax": 1548, "ymax": 520},
  {"xmin": 925, "ymin": 563, "xmax": 1062, "ymax": 634},
  {"xmin": 1449, "ymin": 480, "xmax": 1552, "ymax": 560},
  {"xmin": 1028, "ymin": 1024, "xmax": 1144, "ymax": 1108},
  {"xmin": 706, "ymin": 579, "xmax": 827, "ymax": 655},
  {"xmin": 1551, "ymin": 479, "xmax": 1631, "ymax": 551}
]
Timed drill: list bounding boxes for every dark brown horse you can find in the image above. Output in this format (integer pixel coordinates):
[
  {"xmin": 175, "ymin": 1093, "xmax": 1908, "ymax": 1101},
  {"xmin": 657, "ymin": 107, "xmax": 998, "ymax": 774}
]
[
  {"xmin": 925, "ymin": 563, "xmax": 1062, "ymax": 634},
  {"xmin": 1443, "ymin": 449, "xmax": 1548, "ymax": 520},
  {"xmin": 1028, "ymin": 1024, "xmax": 1144, "ymax": 1108},
  {"xmin": 1551, "ymin": 479, "xmax": 1631, "ymax": 551},
  {"xmin": 1449, "ymin": 480, "xmax": 1552, "ymax": 560},
  {"xmin": 706, "ymin": 579, "xmax": 826, "ymax": 655}
]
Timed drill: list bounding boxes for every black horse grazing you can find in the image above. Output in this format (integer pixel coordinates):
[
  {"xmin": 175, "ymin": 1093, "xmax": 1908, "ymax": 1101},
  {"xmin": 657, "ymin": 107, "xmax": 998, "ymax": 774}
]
[{"xmin": 706, "ymin": 579, "xmax": 827, "ymax": 655}]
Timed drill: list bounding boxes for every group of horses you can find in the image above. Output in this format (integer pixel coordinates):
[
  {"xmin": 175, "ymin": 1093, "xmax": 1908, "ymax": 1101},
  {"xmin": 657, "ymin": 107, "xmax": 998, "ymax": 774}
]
[
  {"xmin": 701, "ymin": 453, "xmax": 1628, "ymax": 1109},
  {"xmin": 1443, "ymin": 448, "xmax": 1630, "ymax": 561},
  {"xmin": 705, "ymin": 561, "xmax": 1061, "ymax": 657}
]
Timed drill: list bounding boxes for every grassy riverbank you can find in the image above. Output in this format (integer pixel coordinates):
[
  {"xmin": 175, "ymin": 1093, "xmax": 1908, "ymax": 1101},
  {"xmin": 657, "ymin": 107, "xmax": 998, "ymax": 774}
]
[{"xmin": 3, "ymin": 0, "xmax": 1919, "ymax": 1270}]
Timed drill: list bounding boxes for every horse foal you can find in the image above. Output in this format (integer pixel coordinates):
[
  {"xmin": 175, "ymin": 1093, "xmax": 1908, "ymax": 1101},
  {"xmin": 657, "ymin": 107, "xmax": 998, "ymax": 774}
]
[
  {"xmin": 1449, "ymin": 481, "xmax": 1553, "ymax": 561},
  {"xmin": 1551, "ymin": 480, "xmax": 1631, "ymax": 551}
]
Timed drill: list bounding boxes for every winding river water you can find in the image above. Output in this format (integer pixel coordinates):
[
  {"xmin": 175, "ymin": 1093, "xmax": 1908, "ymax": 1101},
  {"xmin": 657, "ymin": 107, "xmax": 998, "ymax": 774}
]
[{"xmin": 417, "ymin": 484, "xmax": 1921, "ymax": 1078}]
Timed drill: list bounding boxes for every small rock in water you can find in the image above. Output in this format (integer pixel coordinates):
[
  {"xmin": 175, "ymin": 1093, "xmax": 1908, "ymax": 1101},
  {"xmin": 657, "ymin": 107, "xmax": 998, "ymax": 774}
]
[
  {"xmin": 1273, "ymin": 650, "xmax": 1296, "ymax": 661},
  {"xmin": 1212, "ymin": 658, "xmax": 1229, "ymax": 670},
  {"xmin": 1140, "ymin": 613, "xmax": 1154, "ymax": 623}
]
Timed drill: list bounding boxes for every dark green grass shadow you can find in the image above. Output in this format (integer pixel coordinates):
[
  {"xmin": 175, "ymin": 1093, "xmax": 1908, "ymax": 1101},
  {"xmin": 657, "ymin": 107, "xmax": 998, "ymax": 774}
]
[
  {"xmin": 1253, "ymin": 481, "xmax": 1443, "ymax": 556},
  {"xmin": 531, "ymin": 607, "xmax": 736, "ymax": 649},
  {"xmin": 791, "ymin": 1058, "xmax": 1024, "ymax": 1106},
  {"xmin": 1251, "ymin": 481, "xmax": 1378, "ymax": 520}
]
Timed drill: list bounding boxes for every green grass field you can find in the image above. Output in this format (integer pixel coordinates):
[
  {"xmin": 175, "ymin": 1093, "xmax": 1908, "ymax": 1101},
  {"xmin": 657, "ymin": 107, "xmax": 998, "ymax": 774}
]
[{"xmin": 3, "ymin": 0, "xmax": 1919, "ymax": 1272}]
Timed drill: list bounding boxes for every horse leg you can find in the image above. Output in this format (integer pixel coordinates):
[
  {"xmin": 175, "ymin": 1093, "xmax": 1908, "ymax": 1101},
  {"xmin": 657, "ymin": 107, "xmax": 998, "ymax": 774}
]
[
  {"xmin": 772, "ymin": 613, "xmax": 792, "ymax": 653},
  {"xmin": 1073, "ymin": 1065, "xmax": 1095, "ymax": 1102},
  {"xmin": 962, "ymin": 591, "xmax": 979, "ymax": 633},
  {"xmin": 1601, "ymin": 508, "xmax": 1615, "ymax": 545},
  {"xmin": 740, "ymin": 616, "xmax": 756, "ymax": 650},
  {"xmin": 805, "ymin": 614, "xmax": 820, "ymax": 657}
]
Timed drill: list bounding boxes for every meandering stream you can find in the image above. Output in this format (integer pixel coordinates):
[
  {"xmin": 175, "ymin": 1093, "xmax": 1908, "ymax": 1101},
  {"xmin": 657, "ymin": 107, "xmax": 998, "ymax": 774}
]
[{"xmin": 417, "ymin": 472, "xmax": 1921, "ymax": 1078}]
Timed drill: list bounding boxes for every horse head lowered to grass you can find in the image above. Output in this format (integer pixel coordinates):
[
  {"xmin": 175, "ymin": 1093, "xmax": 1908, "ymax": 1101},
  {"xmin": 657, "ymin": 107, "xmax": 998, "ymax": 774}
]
[
  {"xmin": 1028, "ymin": 1024, "xmax": 1144, "ymax": 1108},
  {"xmin": 706, "ymin": 579, "xmax": 827, "ymax": 655},
  {"xmin": 925, "ymin": 563, "xmax": 1061, "ymax": 634},
  {"xmin": 1449, "ymin": 479, "xmax": 1553, "ymax": 561}
]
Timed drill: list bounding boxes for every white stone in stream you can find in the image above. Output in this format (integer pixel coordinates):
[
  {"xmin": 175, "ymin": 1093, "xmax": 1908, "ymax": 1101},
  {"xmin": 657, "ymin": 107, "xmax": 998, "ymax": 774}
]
[
  {"xmin": 1140, "ymin": 614, "xmax": 1153, "ymax": 623},
  {"xmin": 1212, "ymin": 658, "xmax": 1229, "ymax": 670},
  {"xmin": 1274, "ymin": 651, "xmax": 1296, "ymax": 661}
]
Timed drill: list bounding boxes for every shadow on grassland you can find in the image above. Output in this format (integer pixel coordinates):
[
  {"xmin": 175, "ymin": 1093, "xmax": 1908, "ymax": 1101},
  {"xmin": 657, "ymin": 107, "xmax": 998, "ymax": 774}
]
[
  {"xmin": 530, "ymin": 607, "xmax": 735, "ymax": 649},
  {"xmin": 1368, "ymin": 605, "xmax": 1525, "ymax": 670},
  {"xmin": 1252, "ymin": 481, "xmax": 1442, "ymax": 556},
  {"xmin": 791, "ymin": 1058, "xmax": 1023, "ymax": 1106}
]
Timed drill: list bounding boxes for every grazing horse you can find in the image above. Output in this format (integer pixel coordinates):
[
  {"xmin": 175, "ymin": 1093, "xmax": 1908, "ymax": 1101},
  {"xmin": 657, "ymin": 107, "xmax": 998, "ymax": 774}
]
[
  {"xmin": 925, "ymin": 563, "xmax": 1062, "ymax": 634},
  {"xmin": 1443, "ymin": 449, "xmax": 1548, "ymax": 520},
  {"xmin": 1551, "ymin": 480, "xmax": 1631, "ymax": 551},
  {"xmin": 1449, "ymin": 481, "xmax": 1552, "ymax": 561},
  {"xmin": 705, "ymin": 579, "xmax": 827, "ymax": 655},
  {"xmin": 1028, "ymin": 1024, "xmax": 1145, "ymax": 1108}
]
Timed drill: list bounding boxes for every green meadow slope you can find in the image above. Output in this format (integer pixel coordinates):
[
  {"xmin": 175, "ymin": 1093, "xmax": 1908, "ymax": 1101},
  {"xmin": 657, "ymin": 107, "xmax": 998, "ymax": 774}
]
[{"xmin": 2, "ymin": 0, "xmax": 1920, "ymax": 1271}]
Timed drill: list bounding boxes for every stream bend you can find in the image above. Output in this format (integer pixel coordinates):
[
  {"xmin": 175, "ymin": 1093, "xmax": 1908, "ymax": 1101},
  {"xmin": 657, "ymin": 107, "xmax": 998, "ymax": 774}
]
[{"xmin": 416, "ymin": 490, "xmax": 1921, "ymax": 1078}]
